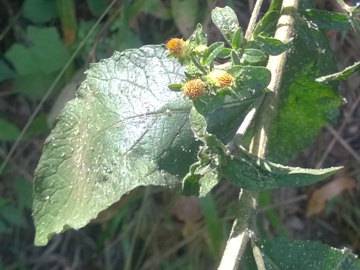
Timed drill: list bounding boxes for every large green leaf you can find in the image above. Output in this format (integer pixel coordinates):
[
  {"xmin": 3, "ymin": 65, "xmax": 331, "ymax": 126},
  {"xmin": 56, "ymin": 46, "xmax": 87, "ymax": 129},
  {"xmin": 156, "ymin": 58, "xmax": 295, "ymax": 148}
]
[
  {"xmin": 222, "ymin": 147, "xmax": 341, "ymax": 191},
  {"xmin": 33, "ymin": 45, "xmax": 197, "ymax": 246},
  {"xmin": 255, "ymin": 238, "xmax": 360, "ymax": 269},
  {"xmin": 266, "ymin": 0, "xmax": 343, "ymax": 164},
  {"xmin": 299, "ymin": 9, "xmax": 351, "ymax": 31}
]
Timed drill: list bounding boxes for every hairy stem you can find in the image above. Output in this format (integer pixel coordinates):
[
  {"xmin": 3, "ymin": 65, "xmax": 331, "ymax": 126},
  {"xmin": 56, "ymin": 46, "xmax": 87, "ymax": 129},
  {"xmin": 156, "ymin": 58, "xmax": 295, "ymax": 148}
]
[
  {"xmin": 218, "ymin": 190, "xmax": 258, "ymax": 270},
  {"xmin": 225, "ymin": 96, "xmax": 264, "ymax": 154},
  {"xmin": 245, "ymin": 0, "xmax": 264, "ymax": 41},
  {"xmin": 218, "ymin": 0, "xmax": 299, "ymax": 268},
  {"xmin": 250, "ymin": 0, "xmax": 298, "ymax": 156}
]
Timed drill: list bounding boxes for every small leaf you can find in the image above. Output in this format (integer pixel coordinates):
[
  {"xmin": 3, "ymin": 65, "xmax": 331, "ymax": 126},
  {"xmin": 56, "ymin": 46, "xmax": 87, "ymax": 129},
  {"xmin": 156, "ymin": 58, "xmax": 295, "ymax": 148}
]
[
  {"xmin": 23, "ymin": 0, "xmax": 58, "ymax": 23},
  {"xmin": 168, "ymin": 83, "xmax": 183, "ymax": 91},
  {"xmin": 240, "ymin": 49, "xmax": 267, "ymax": 65},
  {"xmin": 256, "ymin": 238, "xmax": 360, "ymax": 269},
  {"xmin": 193, "ymin": 91, "xmax": 225, "ymax": 116},
  {"xmin": 239, "ymin": 66, "xmax": 271, "ymax": 91},
  {"xmin": 86, "ymin": 0, "xmax": 107, "ymax": 17},
  {"xmin": 300, "ymin": 9, "xmax": 351, "ymax": 31},
  {"xmin": 190, "ymin": 107, "xmax": 208, "ymax": 140},
  {"xmin": 217, "ymin": 48, "xmax": 232, "ymax": 58},
  {"xmin": 5, "ymin": 26, "xmax": 69, "ymax": 98},
  {"xmin": 202, "ymin": 42, "xmax": 224, "ymax": 65},
  {"xmin": 316, "ymin": 61, "xmax": 360, "ymax": 82},
  {"xmin": 182, "ymin": 163, "xmax": 202, "ymax": 196},
  {"xmin": 28, "ymin": 26, "xmax": 69, "ymax": 73},
  {"xmin": 255, "ymin": 35, "xmax": 292, "ymax": 55},
  {"xmin": 189, "ymin": 107, "xmax": 228, "ymax": 153},
  {"xmin": 211, "ymin": 6, "xmax": 239, "ymax": 45},
  {"xmin": 227, "ymin": 65, "xmax": 242, "ymax": 78},
  {"xmin": 182, "ymin": 163, "xmax": 220, "ymax": 197},
  {"xmin": 222, "ymin": 147, "xmax": 341, "ymax": 191},
  {"xmin": 182, "ymin": 108, "xmax": 226, "ymax": 197},
  {"xmin": 253, "ymin": 10, "xmax": 279, "ymax": 37},
  {"xmin": 206, "ymin": 99, "xmax": 254, "ymax": 144},
  {"xmin": 188, "ymin": 24, "xmax": 207, "ymax": 46},
  {"xmin": 198, "ymin": 167, "xmax": 221, "ymax": 197},
  {"xmin": 231, "ymin": 50, "xmax": 241, "ymax": 65},
  {"xmin": 0, "ymin": 119, "xmax": 21, "ymax": 142},
  {"xmin": 232, "ymin": 28, "xmax": 244, "ymax": 49}
]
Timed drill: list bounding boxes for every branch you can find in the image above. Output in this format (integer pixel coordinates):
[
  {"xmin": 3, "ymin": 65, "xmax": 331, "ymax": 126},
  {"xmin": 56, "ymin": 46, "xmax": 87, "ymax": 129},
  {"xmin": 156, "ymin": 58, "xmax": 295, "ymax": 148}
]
[
  {"xmin": 250, "ymin": 0, "xmax": 298, "ymax": 156},
  {"xmin": 218, "ymin": 0, "xmax": 299, "ymax": 268},
  {"xmin": 245, "ymin": 0, "xmax": 264, "ymax": 41}
]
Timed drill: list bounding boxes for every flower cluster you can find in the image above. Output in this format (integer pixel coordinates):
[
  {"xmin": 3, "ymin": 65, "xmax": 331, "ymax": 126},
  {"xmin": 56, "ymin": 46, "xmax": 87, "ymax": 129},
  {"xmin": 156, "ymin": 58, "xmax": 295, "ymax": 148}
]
[{"xmin": 166, "ymin": 37, "xmax": 235, "ymax": 100}]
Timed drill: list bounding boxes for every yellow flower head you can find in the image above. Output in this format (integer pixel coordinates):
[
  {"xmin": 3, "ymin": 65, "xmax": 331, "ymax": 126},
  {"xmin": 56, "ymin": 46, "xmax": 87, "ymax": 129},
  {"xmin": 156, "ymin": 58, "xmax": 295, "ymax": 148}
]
[
  {"xmin": 166, "ymin": 38, "xmax": 186, "ymax": 57},
  {"xmin": 207, "ymin": 70, "xmax": 234, "ymax": 88},
  {"xmin": 183, "ymin": 79, "xmax": 206, "ymax": 99}
]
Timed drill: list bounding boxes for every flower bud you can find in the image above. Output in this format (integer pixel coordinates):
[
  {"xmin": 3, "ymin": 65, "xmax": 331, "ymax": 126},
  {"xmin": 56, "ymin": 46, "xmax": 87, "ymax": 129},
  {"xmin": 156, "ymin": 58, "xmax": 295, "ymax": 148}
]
[
  {"xmin": 166, "ymin": 38, "xmax": 186, "ymax": 57},
  {"xmin": 193, "ymin": 45, "xmax": 208, "ymax": 55},
  {"xmin": 183, "ymin": 79, "xmax": 206, "ymax": 99},
  {"xmin": 207, "ymin": 70, "xmax": 234, "ymax": 88}
]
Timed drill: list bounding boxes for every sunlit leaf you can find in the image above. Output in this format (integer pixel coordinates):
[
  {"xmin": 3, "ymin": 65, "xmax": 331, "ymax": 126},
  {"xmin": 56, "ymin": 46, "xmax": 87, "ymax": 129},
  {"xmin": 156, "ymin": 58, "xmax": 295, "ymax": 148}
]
[
  {"xmin": 222, "ymin": 147, "xmax": 341, "ymax": 191},
  {"xmin": 211, "ymin": 7, "xmax": 239, "ymax": 45},
  {"xmin": 256, "ymin": 238, "xmax": 360, "ymax": 269},
  {"xmin": 33, "ymin": 45, "xmax": 197, "ymax": 246}
]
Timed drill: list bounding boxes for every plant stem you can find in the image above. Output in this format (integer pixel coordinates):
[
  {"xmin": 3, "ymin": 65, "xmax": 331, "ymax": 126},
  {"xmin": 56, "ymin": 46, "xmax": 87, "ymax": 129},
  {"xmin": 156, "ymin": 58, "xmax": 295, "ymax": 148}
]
[
  {"xmin": 252, "ymin": 238, "xmax": 266, "ymax": 270},
  {"xmin": 333, "ymin": 0, "xmax": 360, "ymax": 38},
  {"xmin": 333, "ymin": 0, "xmax": 351, "ymax": 13},
  {"xmin": 218, "ymin": 190, "xmax": 258, "ymax": 270},
  {"xmin": 250, "ymin": 0, "xmax": 299, "ymax": 157},
  {"xmin": 190, "ymin": 55, "xmax": 208, "ymax": 74},
  {"xmin": 225, "ymin": 96, "xmax": 264, "ymax": 154},
  {"xmin": 218, "ymin": 0, "xmax": 299, "ymax": 268},
  {"xmin": 245, "ymin": 0, "xmax": 264, "ymax": 41}
]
